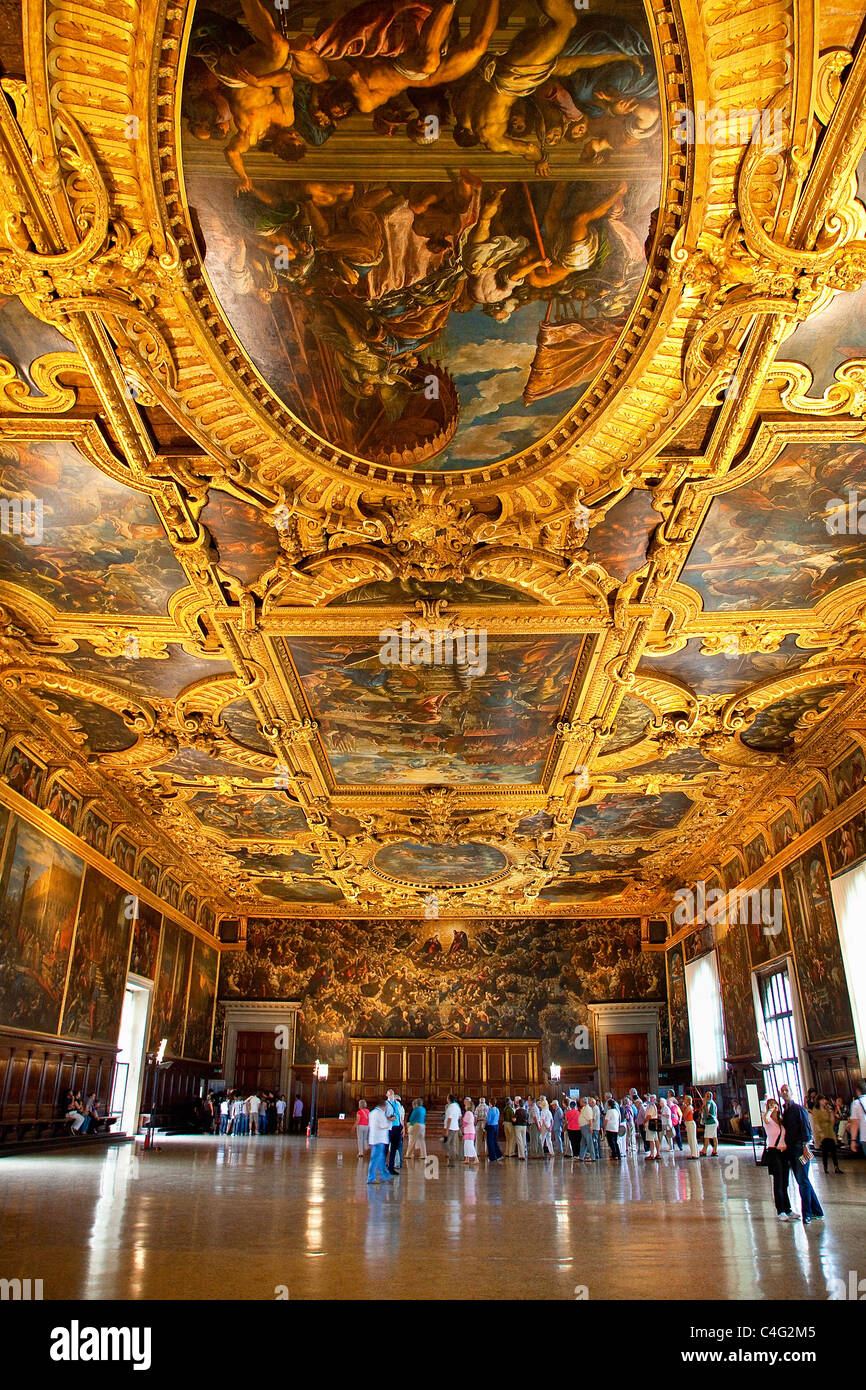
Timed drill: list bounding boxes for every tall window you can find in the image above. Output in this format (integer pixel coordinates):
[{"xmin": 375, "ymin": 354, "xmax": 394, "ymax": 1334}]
[
  {"xmin": 757, "ymin": 968, "xmax": 803, "ymax": 1103},
  {"xmin": 685, "ymin": 951, "xmax": 726, "ymax": 1085},
  {"xmin": 830, "ymin": 859, "xmax": 866, "ymax": 1074}
]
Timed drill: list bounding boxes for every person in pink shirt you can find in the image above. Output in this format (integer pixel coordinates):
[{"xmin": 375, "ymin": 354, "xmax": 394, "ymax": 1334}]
[
  {"xmin": 355, "ymin": 1098, "xmax": 370, "ymax": 1157},
  {"xmin": 462, "ymin": 1098, "xmax": 478, "ymax": 1166}
]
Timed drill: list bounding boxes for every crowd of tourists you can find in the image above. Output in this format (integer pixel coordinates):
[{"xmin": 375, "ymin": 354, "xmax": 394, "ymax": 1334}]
[
  {"xmin": 355, "ymin": 1088, "xmax": 729, "ymax": 1183},
  {"xmin": 355, "ymin": 1082, "xmax": 866, "ymax": 1197},
  {"xmin": 205, "ymin": 1091, "xmax": 305, "ymax": 1135}
]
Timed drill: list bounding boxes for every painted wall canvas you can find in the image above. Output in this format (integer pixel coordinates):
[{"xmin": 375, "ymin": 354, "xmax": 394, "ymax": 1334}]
[
  {"xmin": 220, "ymin": 914, "xmax": 659, "ymax": 1064},
  {"xmin": 825, "ymin": 807, "xmax": 866, "ymax": 876},
  {"xmin": 44, "ymin": 782, "xmax": 81, "ymax": 832},
  {"xmin": 0, "ymin": 439, "xmax": 186, "ymax": 616},
  {"xmin": 665, "ymin": 941, "xmax": 689, "ymax": 1063},
  {"xmin": 80, "ymin": 809, "xmax": 109, "ymax": 856},
  {"xmin": 4, "ymin": 746, "xmax": 44, "ymax": 804},
  {"xmin": 742, "ymin": 831, "xmax": 769, "ymax": 877},
  {"xmin": 61, "ymin": 867, "xmax": 133, "ymax": 1044},
  {"xmin": 745, "ymin": 874, "xmax": 790, "ymax": 969},
  {"xmin": 151, "ymin": 919, "xmax": 194, "ymax": 1055},
  {"xmin": 830, "ymin": 742, "xmax": 866, "ymax": 804},
  {"xmin": 680, "ymin": 443, "xmax": 866, "ymax": 611},
  {"xmin": 181, "ymin": 0, "xmax": 661, "ymax": 474},
  {"xmin": 0, "ymin": 814, "xmax": 84, "ymax": 1034},
  {"xmin": 183, "ymin": 937, "xmax": 219, "ymax": 1060},
  {"xmin": 798, "ymin": 780, "xmax": 830, "ymax": 831},
  {"xmin": 716, "ymin": 924, "xmax": 759, "ymax": 1060},
  {"xmin": 769, "ymin": 809, "xmax": 797, "ymax": 856},
  {"xmin": 129, "ymin": 901, "xmax": 163, "ymax": 980},
  {"xmin": 289, "ymin": 633, "xmax": 581, "ymax": 784},
  {"xmin": 781, "ymin": 849, "xmax": 854, "ymax": 1043}
]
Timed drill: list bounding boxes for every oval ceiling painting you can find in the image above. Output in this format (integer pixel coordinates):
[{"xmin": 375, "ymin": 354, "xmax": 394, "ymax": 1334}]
[
  {"xmin": 181, "ymin": 0, "xmax": 663, "ymax": 472},
  {"xmin": 373, "ymin": 840, "xmax": 508, "ymax": 884}
]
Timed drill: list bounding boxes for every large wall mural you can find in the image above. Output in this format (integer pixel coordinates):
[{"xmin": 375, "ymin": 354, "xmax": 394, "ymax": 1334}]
[
  {"xmin": 0, "ymin": 813, "xmax": 84, "ymax": 1034},
  {"xmin": 181, "ymin": 0, "xmax": 661, "ymax": 473},
  {"xmin": 219, "ymin": 914, "xmax": 662, "ymax": 1064},
  {"xmin": 715, "ymin": 924, "xmax": 760, "ymax": 1061},
  {"xmin": 780, "ymin": 848, "xmax": 854, "ymax": 1044},
  {"xmin": 61, "ymin": 867, "xmax": 133, "ymax": 1045}
]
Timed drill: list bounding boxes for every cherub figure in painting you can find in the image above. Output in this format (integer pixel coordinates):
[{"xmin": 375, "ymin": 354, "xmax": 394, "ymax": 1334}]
[{"xmin": 289, "ymin": 0, "xmax": 501, "ymax": 115}]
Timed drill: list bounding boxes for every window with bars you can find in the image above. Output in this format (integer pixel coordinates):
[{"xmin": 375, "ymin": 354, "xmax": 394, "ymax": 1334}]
[{"xmin": 757, "ymin": 967, "xmax": 804, "ymax": 1104}]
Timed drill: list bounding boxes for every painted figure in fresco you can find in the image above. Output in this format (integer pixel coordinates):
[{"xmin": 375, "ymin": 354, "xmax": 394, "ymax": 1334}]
[
  {"xmin": 451, "ymin": 0, "xmax": 643, "ymax": 171},
  {"xmin": 290, "ymin": 0, "xmax": 501, "ymax": 114}
]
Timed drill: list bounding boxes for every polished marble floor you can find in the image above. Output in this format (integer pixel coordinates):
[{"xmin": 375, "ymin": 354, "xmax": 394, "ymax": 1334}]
[{"xmin": 1, "ymin": 1135, "xmax": 863, "ymax": 1300}]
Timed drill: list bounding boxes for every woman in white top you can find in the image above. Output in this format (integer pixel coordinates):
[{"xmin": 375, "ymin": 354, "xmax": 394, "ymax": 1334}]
[
  {"xmin": 462, "ymin": 1098, "xmax": 478, "ymax": 1165},
  {"xmin": 603, "ymin": 1100, "xmax": 622, "ymax": 1161},
  {"xmin": 645, "ymin": 1096, "xmax": 660, "ymax": 1159},
  {"xmin": 762, "ymin": 1097, "xmax": 793, "ymax": 1219},
  {"xmin": 658, "ymin": 1095, "xmax": 673, "ymax": 1151},
  {"xmin": 538, "ymin": 1097, "xmax": 554, "ymax": 1157},
  {"xmin": 578, "ymin": 1100, "xmax": 594, "ymax": 1161}
]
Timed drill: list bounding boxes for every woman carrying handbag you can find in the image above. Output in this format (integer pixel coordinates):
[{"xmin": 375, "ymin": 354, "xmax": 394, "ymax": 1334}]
[{"xmin": 762, "ymin": 1097, "xmax": 795, "ymax": 1221}]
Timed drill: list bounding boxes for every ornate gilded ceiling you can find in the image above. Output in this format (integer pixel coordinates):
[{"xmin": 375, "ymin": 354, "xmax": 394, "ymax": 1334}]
[{"xmin": 0, "ymin": 0, "xmax": 865, "ymax": 926}]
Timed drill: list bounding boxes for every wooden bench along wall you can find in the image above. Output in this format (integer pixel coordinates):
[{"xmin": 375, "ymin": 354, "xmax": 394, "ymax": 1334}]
[{"xmin": 0, "ymin": 1026, "xmax": 118, "ymax": 1144}]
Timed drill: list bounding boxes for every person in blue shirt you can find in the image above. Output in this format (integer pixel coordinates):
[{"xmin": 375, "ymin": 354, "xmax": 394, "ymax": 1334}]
[
  {"xmin": 386, "ymin": 1089, "xmax": 405, "ymax": 1174},
  {"xmin": 780, "ymin": 1085, "xmax": 824, "ymax": 1224},
  {"xmin": 485, "ymin": 1099, "xmax": 502, "ymax": 1161}
]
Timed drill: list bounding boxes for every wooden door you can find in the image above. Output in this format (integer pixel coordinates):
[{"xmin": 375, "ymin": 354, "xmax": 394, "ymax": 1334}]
[
  {"xmin": 234, "ymin": 1030, "xmax": 280, "ymax": 1093},
  {"xmin": 607, "ymin": 1033, "xmax": 648, "ymax": 1094}
]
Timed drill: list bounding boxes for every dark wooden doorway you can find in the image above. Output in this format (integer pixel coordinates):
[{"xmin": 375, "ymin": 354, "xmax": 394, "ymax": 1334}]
[
  {"xmin": 234, "ymin": 1030, "xmax": 280, "ymax": 1093},
  {"xmin": 607, "ymin": 1033, "xmax": 649, "ymax": 1094}
]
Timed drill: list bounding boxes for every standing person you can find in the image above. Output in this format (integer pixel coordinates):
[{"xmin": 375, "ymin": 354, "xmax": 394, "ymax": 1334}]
[
  {"xmin": 486, "ymin": 1098, "xmax": 503, "ymax": 1162},
  {"xmin": 780, "ymin": 1086, "xmax": 823, "ymax": 1225},
  {"xmin": 247, "ymin": 1091, "xmax": 261, "ymax": 1137},
  {"xmin": 386, "ymin": 1090, "xmax": 404, "ymax": 1174},
  {"xmin": 513, "ymin": 1098, "xmax": 529, "ymax": 1160},
  {"xmin": 813, "ymin": 1095, "xmax": 843, "ymax": 1175},
  {"xmin": 658, "ymin": 1093, "xmax": 673, "ymax": 1152},
  {"xmin": 538, "ymin": 1097, "xmax": 554, "ymax": 1158},
  {"xmin": 219, "ymin": 1094, "xmax": 230, "ymax": 1135},
  {"xmin": 551, "ymin": 1098, "xmax": 564, "ymax": 1156},
  {"xmin": 622, "ymin": 1096, "xmax": 636, "ymax": 1155},
  {"xmin": 578, "ymin": 1097, "xmax": 594, "ymax": 1161},
  {"xmin": 443, "ymin": 1093, "xmax": 462, "ymax": 1166},
  {"xmin": 355, "ymin": 1098, "xmax": 370, "ymax": 1157},
  {"xmin": 501, "ymin": 1097, "xmax": 515, "ymax": 1157},
  {"xmin": 565, "ymin": 1100, "xmax": 581, "ymax": 1157},
  {"xmin": 699, "ymin": 1091, "xmax": 719, "ymax": 1157},
  {"xmin": 682, "ymin": 1094, "xmax": 699, "ymax": 1159},
  {"xmin": 635, "ymin": 1094, "xmax": 648, "ymax": 1154},
  {"xmin": 276, "ymin": 1094, "xmax": 287, "ymax": 1133},
  {"xmin": 761, "ymin": 1096, "xmax": 793, "ymax": 1219},
  {"xmin": 850, "ymin": 1082, "xmax": 866, "ymax": 1158},
  {"xmin": 475, "ymin": 1096, "xmax": 489, "ymax": 1160},
  {"xmin": 527, "ymin": 1096, "xmax": 542, "ymax": 1158},
  {"xmin": 366, "ymin": 1099, "xmax": 394, "ymax": 1185},
  {"xmin": 668, "ymin": 1093, "xmax": 683, "ymax": 1152},
  {"xmin": 462, "ymin": 1098, "xmax": 479, "ymax": 1165},
  {"xmin": 291, "ymin": 1094, "xmax": 304, "ymax": 1134},
  {"xmin": 645, "ymin": 1095, "xmax": 660, "ymax": 1160},
  {"xmin": 406, "ymin": 1098, "xmax": 427, "ymax": 1161},
  {"xmin": 591, "ymin": 1096, "xmax": 603, "ymax": 1160},
  {"xmin": 604, "ymin": 1098, "xmax": 622, "ymax": 1160}
]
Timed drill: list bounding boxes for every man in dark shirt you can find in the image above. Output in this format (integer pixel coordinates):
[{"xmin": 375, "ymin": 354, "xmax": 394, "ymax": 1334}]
[
  {"xmin": 780, "ymin": 1085, "xmax": 824, "ymax": 1224},
  {"xmin": 513, "ymin": 1101, "xmax": 529, "ymax": 1160}
]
